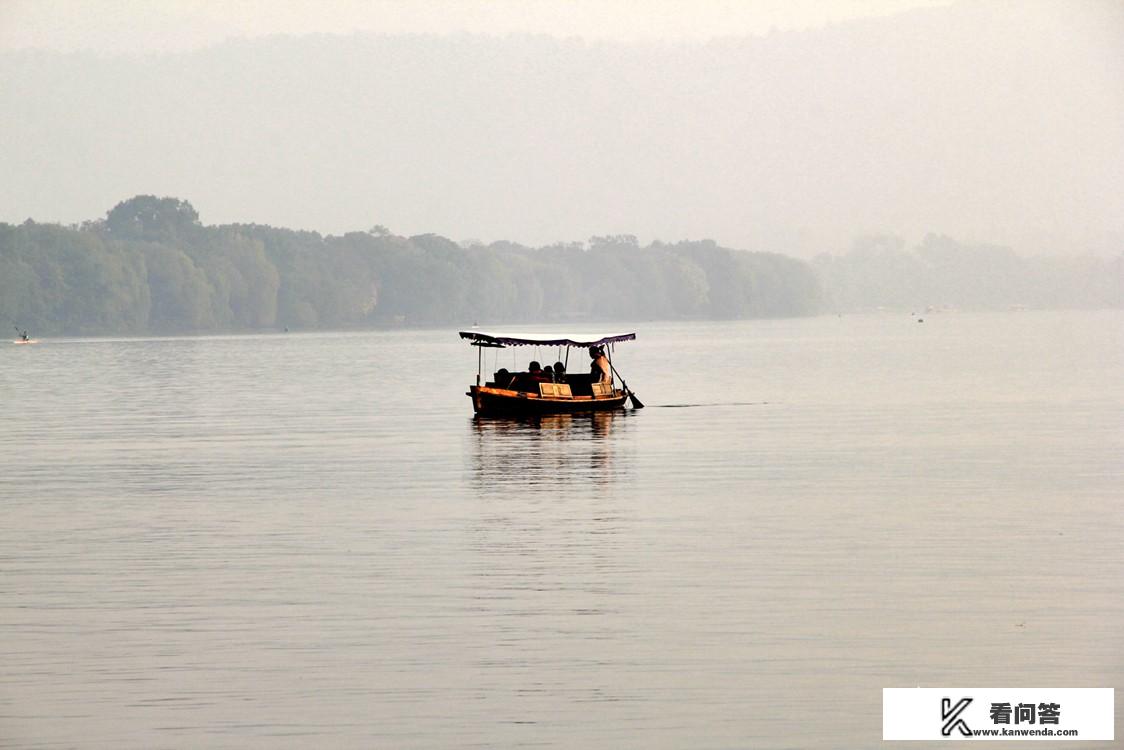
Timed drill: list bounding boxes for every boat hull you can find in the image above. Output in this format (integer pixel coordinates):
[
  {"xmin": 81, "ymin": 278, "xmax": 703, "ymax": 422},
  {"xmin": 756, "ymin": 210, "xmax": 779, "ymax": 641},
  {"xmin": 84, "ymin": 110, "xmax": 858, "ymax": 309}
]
[{"xmin": 468, "ymin": 385, "xmax": 627, "ymax": 416}]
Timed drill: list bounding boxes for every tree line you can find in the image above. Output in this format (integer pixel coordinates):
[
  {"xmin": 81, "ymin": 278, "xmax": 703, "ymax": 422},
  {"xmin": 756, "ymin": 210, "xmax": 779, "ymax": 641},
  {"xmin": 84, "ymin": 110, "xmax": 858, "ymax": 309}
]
[
  {"xmin": 0, "ymin": 196, "xmax": 822, "ymax": 336},
  {"xmin": 814, "ymin": 235, "xmax": 1123, "ymax": 313},
  {"xmin": 3, "ymin": 197, "xmax": 1119, "ymax": 336}
]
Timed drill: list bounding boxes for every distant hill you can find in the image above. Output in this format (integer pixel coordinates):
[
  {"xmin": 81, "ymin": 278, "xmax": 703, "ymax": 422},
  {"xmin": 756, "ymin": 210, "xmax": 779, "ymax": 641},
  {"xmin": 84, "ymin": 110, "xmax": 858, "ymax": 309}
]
[{"xmin": 1, "ymin": 1, "xmax": 1121, "ymax": 258}]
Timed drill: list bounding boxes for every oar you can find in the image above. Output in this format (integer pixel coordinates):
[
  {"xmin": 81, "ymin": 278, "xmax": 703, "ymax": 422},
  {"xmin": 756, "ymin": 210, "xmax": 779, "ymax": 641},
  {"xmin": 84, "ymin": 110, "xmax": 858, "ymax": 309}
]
[{"xmin": 607, "ymin": 361, "xmax": 644, "ymax": 409}]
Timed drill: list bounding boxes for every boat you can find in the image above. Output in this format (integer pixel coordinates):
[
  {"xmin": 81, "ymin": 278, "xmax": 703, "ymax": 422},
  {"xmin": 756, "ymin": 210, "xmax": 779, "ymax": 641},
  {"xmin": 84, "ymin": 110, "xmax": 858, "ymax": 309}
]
[
  {"xmin": 11, "ymin": 328, "xmax": 36, "ymax": 344},
  {"xmin": 460, "ymin": 330, "xmax": 641, "ymax": 416}
]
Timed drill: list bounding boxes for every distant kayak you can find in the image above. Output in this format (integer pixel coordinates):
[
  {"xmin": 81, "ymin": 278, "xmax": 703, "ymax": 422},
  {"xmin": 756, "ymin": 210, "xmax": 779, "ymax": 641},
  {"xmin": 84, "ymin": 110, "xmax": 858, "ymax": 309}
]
[{"xmin": 12, "ymin": 339, "xmax": 39, "ymax": 345}]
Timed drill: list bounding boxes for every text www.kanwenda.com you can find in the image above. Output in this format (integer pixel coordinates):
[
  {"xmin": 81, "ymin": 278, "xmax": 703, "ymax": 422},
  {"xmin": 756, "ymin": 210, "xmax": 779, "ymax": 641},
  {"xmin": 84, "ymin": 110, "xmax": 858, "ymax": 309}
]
[{"xmin": 972, "ymin": 728, "xmax": 1079, "ymax": 737}]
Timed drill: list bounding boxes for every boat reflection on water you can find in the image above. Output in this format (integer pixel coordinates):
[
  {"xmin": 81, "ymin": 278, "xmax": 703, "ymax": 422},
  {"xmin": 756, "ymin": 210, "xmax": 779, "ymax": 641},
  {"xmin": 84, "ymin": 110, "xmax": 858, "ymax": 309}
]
[
  {"xmin": 464, "ymin": 411, "xmax": 636, "ymax": 634},
  {"xmin": 468, "ymin": 410, "xmax": 632, "ymax": 493}
]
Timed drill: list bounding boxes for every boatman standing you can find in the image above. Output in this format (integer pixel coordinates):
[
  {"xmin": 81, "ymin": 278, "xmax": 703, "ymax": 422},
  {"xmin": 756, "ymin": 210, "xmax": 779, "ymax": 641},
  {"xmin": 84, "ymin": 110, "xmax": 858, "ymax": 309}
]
[{"xmin": 589, "ymin": 346, "xmax": 611, "ymax": 383}]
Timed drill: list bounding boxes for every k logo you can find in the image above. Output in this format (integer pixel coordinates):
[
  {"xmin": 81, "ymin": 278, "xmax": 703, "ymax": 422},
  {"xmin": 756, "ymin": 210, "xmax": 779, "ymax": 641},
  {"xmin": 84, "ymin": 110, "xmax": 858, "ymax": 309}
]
[{"xmin": 942, "ymin": 697, "xmax": 973, "ymax": 737}]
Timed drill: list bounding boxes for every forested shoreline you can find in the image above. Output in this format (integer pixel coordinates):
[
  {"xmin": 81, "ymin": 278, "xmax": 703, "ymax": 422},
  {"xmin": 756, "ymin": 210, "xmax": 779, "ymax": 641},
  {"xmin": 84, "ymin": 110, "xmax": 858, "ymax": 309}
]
[
  {"xmin": 1, "ymin": 196, "xmax": 1119, "ymax": 336},
  {"xmin": 0, "ymin": 196, "xmax": 822, "ymax": 336},
  {"xmin": 815, "ymin": 235, "xmax": 1123, "ymax": 314}
]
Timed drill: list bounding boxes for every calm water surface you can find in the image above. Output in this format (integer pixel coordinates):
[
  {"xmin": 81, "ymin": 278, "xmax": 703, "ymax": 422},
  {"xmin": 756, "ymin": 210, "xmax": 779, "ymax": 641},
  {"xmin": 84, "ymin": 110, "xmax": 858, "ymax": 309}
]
[{"xmin": 2, "ymin": 311, "xmax": 1122, "ymax": 748}]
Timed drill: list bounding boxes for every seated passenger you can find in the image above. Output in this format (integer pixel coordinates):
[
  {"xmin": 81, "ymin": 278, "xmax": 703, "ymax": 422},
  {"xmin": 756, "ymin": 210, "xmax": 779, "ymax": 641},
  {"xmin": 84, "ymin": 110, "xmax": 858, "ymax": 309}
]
[
  {"xmin": 493, "ymin": 368, "xmax": 512, "ymax": 388},
  {"xmin": 510, "ymin": 361, "xmax": 547, "ymax": 392},
  {"xmin": 527, "ymin": 360, "xmax": 550, "ymax": 383},
  {"xmin": 552, "ymin": 361, "xmax": 566, "ymax": 382}
]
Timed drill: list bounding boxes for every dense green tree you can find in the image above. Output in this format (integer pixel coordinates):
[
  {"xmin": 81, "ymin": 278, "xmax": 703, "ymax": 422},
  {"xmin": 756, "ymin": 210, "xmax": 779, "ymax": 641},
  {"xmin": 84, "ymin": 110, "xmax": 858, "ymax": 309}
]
[
  {"xmin": 143, "ymin": 243, "xmax": 214, "ymax": 332},
  {"xmin": 105, "ymin": 195, "xmax": 201, "ymax": 242}
]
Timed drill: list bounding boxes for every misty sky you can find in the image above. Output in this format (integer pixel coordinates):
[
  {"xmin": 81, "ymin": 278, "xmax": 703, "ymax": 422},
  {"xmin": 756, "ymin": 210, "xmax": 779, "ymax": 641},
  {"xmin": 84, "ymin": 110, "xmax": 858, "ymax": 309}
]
[
  {"xmin": 2, "ymin": 1, "xmax": 953, "ymax": 49},
  {"xmin": 2, "ymin": 0, "xmax": 1122, "ymax": 258}
]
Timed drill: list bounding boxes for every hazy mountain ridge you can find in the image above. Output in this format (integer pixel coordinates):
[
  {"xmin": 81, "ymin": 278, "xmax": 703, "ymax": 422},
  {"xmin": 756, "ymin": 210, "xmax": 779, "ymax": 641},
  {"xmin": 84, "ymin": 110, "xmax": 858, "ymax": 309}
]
[{"xmin": 2, "ymin": 1, "xmax": 1121, "ymax": 257}]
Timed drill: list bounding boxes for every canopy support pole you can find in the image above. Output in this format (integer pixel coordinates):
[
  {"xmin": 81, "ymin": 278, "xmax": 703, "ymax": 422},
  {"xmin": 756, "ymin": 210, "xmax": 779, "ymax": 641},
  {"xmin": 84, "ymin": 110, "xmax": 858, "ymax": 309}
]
[{"xmin": 477, "ymin": 345, "xmax": 482, "ymax": 386}]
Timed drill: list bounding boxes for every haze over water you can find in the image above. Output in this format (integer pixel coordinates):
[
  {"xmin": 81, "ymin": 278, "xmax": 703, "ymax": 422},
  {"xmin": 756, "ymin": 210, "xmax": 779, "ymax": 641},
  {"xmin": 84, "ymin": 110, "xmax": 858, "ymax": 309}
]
[{"xmin": 2, "ymin": 310, "xmax": 1122, "ymax": 748}]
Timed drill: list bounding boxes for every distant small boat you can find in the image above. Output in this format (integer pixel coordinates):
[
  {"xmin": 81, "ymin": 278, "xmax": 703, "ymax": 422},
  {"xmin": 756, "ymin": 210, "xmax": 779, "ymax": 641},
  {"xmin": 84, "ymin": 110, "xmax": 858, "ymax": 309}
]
[
  {"xmin": 12, "ymin": 339, "xmax": 39, "ymax": 345},
  {"xmin": 460, "ymin": 330, "xmax": 639, "ymax": 416}
]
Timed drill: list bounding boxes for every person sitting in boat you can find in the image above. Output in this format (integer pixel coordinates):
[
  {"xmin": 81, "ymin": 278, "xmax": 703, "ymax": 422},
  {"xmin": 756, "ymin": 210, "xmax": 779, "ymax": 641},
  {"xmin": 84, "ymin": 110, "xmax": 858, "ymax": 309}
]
[
  {"xmin": 527, "ymin": 361, "xmax": 550, "ymax": 382},
  {"xmin": 552, "ymin": 361, "xmax": 566, "ymax": 382},
  {"xmin": 493, "ymin": 368, "xmax": 513, "ymax": 388},
  {"xmin": 19, "ymin": 330, "xmax": 29, "ymax": 342},
  {"xmin": 512, "ymin": 361, "xmax": 548, "ymax": 392},
  {"xmin": 543, "ymin": 364, "xmax": 554, "ymax": 381},
  {"xmin": 589, "ymin": 346, "xmax": 611, "ymax": 383}
]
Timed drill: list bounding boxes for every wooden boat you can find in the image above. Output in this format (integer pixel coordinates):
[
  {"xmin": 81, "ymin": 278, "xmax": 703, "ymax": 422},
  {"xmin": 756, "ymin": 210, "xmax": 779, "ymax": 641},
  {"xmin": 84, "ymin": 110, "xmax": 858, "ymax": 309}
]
[{"xmin": 460, "ymin": 330, "xmax": 639, "ymax": 416}]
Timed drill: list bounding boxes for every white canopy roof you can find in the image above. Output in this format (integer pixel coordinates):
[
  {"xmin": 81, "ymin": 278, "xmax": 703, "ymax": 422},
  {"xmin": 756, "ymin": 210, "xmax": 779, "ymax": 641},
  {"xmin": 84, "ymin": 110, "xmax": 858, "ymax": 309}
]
[{"xmin": 459, "ymin": 330, "xmax": 636, "ymax": 347}]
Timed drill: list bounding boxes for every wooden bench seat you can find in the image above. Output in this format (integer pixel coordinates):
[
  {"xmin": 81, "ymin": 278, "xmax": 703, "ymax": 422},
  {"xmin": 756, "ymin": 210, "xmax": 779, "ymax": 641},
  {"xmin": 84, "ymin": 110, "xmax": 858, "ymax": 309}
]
[{"xmin": 538, "ymin": 382, "xmax": 573, "ymax": 398}]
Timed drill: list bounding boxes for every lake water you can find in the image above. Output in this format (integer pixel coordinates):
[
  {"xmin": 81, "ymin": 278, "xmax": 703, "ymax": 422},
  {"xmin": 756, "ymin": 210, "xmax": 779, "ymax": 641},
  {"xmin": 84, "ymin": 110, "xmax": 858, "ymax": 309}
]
[{"xmin": 2, "ymin": 310, "xmax": 1121, "ymax": 748}]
